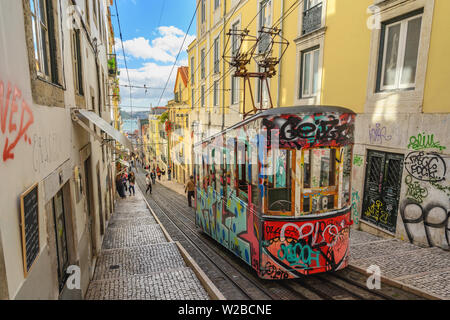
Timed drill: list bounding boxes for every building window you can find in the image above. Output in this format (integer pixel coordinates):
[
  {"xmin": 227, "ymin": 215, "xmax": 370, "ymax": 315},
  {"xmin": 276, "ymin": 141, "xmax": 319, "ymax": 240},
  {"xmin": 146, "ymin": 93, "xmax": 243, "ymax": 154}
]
[
  {"xmin": 72, "ymin": 29, "xmax": 84, "ymax": 95},
  {"xmin": 30, "ymin": 0, "xmax": 50, "ymax": 78},
  {"xmin": 377, "ymin": 12, "xmax": 423, "ymax": 92},
  {"xmin": 201, "ymin": 48, "xmax": 205, "ymax": 79},
  {"xmin": 214, "ymin": 0, "xmax": 220, "ymax": 11},
  {"xmin": 302, "ymin": 0, "xmax": 322, "ymax": 35},
  {"xmin": 258, "ymin": 0, "xmax": 272, "ymax": 53},
  {"xmin": 191, "ymin": 89, "xmax": 195, "ymax": 109},
  {"xmin": 231, "ymin": 75, "xmax": 239, "ymax": 105},
  {"xmin": 256, "ymin": 67, "xmax": 269, "ymax": 107},
  {"xmin": 201, "ymin": 85, "xmax": 205, "ymax": 107},
  {"xmin": 231, "ymin": 21, "xmax": 240, "ymax": 56},
  {"xmin": 190, "ymin": 57, "xmax": 195, "ymax": 84},
  {"xmin": 201, "ymin": 0, "xmax": 206, "ymax": 23},
  {"xmin": 213, "ymin": 80, "xmax": 219, "ymax": 106},
  {"xmin": 214, "ymin": 37, "xmax": 220, "ymax": 73},
  {"xmin": 299, "ymin": 46, "xmax": 320, "ymax": 99}
]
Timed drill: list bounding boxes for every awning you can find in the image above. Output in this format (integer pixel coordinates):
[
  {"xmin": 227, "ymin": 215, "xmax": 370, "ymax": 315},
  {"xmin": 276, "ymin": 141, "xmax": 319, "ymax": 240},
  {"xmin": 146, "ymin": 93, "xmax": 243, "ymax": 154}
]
[{"xmin": 71, "ymin": 109, "xmax": 133, "ymax": 151}]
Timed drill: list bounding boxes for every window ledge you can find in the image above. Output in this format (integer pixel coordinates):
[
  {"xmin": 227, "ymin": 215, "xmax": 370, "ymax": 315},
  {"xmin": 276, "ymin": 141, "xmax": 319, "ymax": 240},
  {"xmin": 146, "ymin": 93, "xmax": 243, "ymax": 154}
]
[{"xmin": 294, "ymin": 26, "xmax": 327, "ymax": 45}]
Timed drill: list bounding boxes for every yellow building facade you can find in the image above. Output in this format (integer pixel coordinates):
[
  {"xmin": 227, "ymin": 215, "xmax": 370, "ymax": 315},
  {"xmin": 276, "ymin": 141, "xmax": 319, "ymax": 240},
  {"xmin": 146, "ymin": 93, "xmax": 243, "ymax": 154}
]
[
  {"xmin": 184, "ymin": 0, "xmax": 449, "ymax": 248},
  {"xmin": 167, "ymin": 67, "xmax": 193, "ymax": 184}
]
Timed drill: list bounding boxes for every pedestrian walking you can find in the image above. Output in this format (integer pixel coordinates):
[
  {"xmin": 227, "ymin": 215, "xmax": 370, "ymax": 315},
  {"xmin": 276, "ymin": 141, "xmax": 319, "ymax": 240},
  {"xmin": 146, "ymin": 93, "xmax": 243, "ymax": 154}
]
[
  {"xmin": 151, "ymin": 170, "xmax": 156, "ymax": 184},
  {"xmin": 116, "ymin": 175, "xmax": 126, "ymax": 199},
  {"xmin": 122, "ymin": 173, "xmax": 128, "ymax": 193},
  {"xmin": 185, "ymin": 175, "xmax": 195, "ymax": 208},
  {"xmin": 145, "ymin": 173, "xmax": 152, "ymax": 194},
  {"xmin": 161, "ymin": 168, "xmax": 166, "ymax": 180},
  {"xmin": 168, "ymin": 167, "xmax": 172, "ymax": 181},
  {"xmin": 128, "ymin": 172, "xmax": 136, "ymax": 196},
  {"xmin": 157, "ymin": 166, "xmax": 161, "ymax": 181}
]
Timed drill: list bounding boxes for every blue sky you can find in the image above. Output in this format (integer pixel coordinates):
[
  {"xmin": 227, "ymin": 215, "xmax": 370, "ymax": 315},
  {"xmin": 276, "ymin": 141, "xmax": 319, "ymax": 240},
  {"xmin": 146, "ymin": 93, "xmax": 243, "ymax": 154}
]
[{"xmin": 112, "ymin": 0, "xmax": 197, "ymax": 113}]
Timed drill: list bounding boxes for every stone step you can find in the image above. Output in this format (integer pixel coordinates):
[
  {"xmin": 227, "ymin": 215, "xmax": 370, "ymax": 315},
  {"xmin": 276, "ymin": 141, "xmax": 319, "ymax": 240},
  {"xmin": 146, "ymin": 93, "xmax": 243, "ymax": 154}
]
[
  {"xmin": 85, "ymin": 267, "xmax": 209, "ymax": 300},
  {"xmin": 93, "ymin": 243, "xmax": 187, "ymax": 281},
  {"xmin": 101, "ymin": 224, "xmax": 167, "ymax": 250}
]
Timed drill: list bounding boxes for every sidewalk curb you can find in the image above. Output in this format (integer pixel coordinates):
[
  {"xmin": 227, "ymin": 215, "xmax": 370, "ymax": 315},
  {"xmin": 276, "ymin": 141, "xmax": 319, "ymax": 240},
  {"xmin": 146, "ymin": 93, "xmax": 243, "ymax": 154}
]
[
  {"xmin": 138, "ymin": 184, "xmax": 226, "ymax": 301},
  {"xmin": 175, "ymin": 241, "xmax": 226, "ymax": 301},
  {"xmin": 348, "ymin": 263, "xmax": 444, "ymax": 300}
]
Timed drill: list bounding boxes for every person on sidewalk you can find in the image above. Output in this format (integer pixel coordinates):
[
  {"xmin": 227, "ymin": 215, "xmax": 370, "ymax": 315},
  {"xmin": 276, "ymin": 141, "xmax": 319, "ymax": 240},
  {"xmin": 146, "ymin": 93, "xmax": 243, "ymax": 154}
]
[
  {"xmin": 145, "ymin": 173, "xmax": 152, "ymax": 194},
  {"xmin": 157, "ymin": 166, "xmax": 161, "ymax": 181},
  {"xmin": 168, "ymin": 167, "xmax": 172, "ymax": 181},
  {"xmin": 122, "ymin": 172, "xmax": 128, "ymax": 193},
  {"xmin": 150, "ymin": 170, "xmax": 156, "ymax": 184},
  {"xmin": 185, "ymin": 176, "xmax": 195, "ymax": 208},
  {"xmin": 128, "ymin": 172, "xmax": 136, "ymax": 196},
  {"xmin": 116, "ymin": 174, "xmax": 126, "ymax": 199}
]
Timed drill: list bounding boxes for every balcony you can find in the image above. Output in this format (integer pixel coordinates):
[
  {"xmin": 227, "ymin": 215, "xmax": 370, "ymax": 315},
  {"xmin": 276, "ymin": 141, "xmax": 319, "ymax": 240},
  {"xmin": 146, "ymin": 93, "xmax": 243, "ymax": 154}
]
[
  {"xmin": 107, "ymin": 54, "xmax": 117, "ymax": 76},
  {"xmin": 302, "ymin": 3, "xmax": 322, "ymax": 35}
]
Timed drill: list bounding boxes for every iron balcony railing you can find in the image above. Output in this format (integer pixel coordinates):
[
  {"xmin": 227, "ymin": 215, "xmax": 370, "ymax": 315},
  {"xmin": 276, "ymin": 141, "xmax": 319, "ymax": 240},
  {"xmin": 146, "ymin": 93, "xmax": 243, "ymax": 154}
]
[{"xmin": 302, "ymin": 3, "xmax": 322, "ymax": 35}]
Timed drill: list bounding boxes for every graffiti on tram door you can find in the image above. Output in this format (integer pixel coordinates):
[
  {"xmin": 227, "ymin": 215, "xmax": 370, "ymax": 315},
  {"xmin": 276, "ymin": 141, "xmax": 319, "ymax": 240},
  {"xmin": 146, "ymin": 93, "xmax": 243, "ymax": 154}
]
[
  {"xmin": 260, "ymin": 210, "xmax": 352, "ymax": 279},
  {"xmin": 262, "ymin": 113, "xmax": 355, "ymax": 150}
]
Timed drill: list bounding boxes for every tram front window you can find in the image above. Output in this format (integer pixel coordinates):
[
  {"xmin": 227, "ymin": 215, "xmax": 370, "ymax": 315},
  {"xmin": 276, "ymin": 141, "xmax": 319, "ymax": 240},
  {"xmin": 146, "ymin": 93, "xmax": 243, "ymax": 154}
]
[
  {"xmin": 302, "ymin": 148, "xmax": 338, "ymax": 214},
  {"xmin": 266, "ymin": 149, "xmax": 293, "ymax": 215}
]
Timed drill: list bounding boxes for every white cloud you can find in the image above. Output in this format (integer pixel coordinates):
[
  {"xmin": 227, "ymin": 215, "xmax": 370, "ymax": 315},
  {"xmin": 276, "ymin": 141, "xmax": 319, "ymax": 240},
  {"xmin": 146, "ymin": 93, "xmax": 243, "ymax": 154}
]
[
  {"xmin": 115, "ymin": 26, "xmax": 196, "ymax": 63},
  {"xmin": 118, "ymin": 60, "xmax": 187, "ymax": 109}
]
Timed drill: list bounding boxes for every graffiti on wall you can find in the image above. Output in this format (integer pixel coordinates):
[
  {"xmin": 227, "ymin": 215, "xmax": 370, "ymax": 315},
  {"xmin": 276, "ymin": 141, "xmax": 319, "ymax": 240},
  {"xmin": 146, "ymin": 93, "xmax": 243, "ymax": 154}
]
[
  {"xmin": 400, "ymin": 199, "xmax": 450, "ymax": 248},
  {"xmin": 405, "ymin": 175, "xmax": 428, "ymax": 204},
  {"xmin": 408, "ymin": 133, "xmax": 446, "ymax": 152},
  {"xmin": 363, "ymin": 199, "xmax": 390, "ymax": 225},
  {"xmin": 369, "ymin": 123, "xmax": 392, "ymax": 145},
  {"xmin": 0, "ymin": 81, "xmax": 34, "ymax": 162},
  {"xmin": 351, "ymin": 188, "xmax": 360, "ymax": 225},
  {"xmin": 400, "ymin": 133, "xmax": 449, "ymax": 249},
  {"xmin": 353, "ymin": 155, "xmax": 364, "ymax": 167},
  {"xmin": 404, "ymin": 151, "xmax": 446, "ymax": 182},
  {"xmin": 262, "ymin": 113, "xmax": 355, "ymax": 150}
]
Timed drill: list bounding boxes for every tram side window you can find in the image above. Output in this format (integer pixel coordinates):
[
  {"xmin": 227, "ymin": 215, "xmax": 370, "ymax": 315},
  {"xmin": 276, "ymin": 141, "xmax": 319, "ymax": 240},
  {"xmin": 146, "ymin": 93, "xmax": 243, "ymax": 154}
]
[
  {"xmin": 302, "ymin": 148, "xmax": 338, "ymax": 214},
  {"xmin": 211, "ymin": 148, "xmax": 216, "ymax": 192},
  {"xmin": 267, "ymin": 149, "xmax": 292, "ymax": 214},
  {"xmin": 237, "ymin": 140, "xmax": 249, "ymax": 203}
]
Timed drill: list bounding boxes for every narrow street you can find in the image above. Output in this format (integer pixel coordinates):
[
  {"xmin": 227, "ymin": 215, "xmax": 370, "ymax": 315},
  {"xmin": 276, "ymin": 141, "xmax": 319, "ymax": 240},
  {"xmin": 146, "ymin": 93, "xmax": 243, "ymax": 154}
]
[
  {"xmin": 134, "ymin": 169, "xmax": 427, "ymax": 301},
  {"xmin": 85, "ymin": 185, "xmax": 209, "ymax": 300}
]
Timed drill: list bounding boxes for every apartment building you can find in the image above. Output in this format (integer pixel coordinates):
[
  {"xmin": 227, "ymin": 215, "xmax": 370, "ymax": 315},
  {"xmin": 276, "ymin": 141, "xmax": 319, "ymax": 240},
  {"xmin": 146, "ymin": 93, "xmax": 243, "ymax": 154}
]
[{"xmin": 0, "ymin": 0, "xmax": 131, "ymax": 299}]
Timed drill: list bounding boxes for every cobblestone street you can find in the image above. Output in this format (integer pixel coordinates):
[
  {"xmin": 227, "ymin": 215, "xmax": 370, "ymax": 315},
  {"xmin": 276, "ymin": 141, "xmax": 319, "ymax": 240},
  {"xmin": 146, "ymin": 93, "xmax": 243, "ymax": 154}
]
[
  {"xmin": 350, "ymin": 230, "xmax": 450, "ymax": 300},
  {"xmin": 85, "ymin": 187, "xmax": 210, "ymax": 300}
]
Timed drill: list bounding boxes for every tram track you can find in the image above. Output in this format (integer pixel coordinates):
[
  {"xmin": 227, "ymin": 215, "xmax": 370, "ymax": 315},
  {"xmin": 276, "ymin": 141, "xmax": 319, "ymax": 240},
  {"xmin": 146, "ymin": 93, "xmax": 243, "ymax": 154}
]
[
  {"xmin": 136, "ymin": 173, "xmax": 287, "ymax": 300},
  {"xmin": 135, "ymin": 169, "xmax": 422, "ymax": 300}
]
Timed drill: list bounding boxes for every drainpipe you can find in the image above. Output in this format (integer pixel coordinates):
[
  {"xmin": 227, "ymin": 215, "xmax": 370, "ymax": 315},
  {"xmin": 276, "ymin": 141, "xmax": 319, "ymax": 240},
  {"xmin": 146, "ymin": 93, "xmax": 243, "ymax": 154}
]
[{"xmin": 277, "ymin": 0, "xmax": 284, "ymax": 107}]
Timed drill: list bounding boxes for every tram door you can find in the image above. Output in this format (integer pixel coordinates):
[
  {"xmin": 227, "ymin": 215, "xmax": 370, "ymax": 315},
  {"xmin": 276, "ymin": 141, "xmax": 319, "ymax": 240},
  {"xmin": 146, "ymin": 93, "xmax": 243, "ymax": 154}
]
[{"xmin": 361, "ymin": 150, "xmax": 404, "ymax": 233}]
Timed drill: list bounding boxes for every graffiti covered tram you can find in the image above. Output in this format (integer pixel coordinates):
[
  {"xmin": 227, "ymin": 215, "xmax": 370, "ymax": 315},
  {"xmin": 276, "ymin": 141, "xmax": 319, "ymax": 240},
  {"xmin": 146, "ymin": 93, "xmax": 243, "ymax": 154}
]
[{"xmin": 193, "ymin": 106, "xmax": 356, "ymax": 279}]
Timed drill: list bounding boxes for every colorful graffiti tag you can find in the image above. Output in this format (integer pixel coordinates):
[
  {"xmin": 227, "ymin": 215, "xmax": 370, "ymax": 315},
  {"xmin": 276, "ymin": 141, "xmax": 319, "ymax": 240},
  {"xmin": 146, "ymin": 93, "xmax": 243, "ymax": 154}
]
[
  {"xmin": 404, "ymin": 151, "xmax": 446, "ymax": 182},
  {"xmin": 408, "ymin": 133, "xmax": 446, "ymax": 152},
  {"xmin": 369, "ymin": 123, "xmax": 392, "ymax": 145},
  {"xmin": 260, "ymin": 210, "xmax": 352, "ymax": 278},
  {"xmin": 0, "ymin": 81, "xmax": 34, "ymax": 162},
  {"xmin": 262, "ymin": 113, "xmax": 355, "ymax": 150}
]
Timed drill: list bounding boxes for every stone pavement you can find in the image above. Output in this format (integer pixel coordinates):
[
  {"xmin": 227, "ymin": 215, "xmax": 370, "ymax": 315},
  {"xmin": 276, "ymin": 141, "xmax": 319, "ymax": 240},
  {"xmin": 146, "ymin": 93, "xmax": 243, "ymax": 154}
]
[
  {"xmin": 160, "ymin": 179, "xmax": 450, "ymax": 300},
  {"xmin": 85, "ymin": 186, "xmax": 210, "ymax": 300},
  {"xmin": 349, "ymin": 229, "xmax": 450, "ymax": 300}
]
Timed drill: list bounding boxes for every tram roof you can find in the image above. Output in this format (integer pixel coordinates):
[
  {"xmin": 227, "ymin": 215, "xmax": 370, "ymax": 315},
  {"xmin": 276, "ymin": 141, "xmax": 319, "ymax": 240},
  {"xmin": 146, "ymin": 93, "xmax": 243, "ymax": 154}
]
[{"xmin": 195, "ymin": 105, "xmax": 355, "ymax": 146}]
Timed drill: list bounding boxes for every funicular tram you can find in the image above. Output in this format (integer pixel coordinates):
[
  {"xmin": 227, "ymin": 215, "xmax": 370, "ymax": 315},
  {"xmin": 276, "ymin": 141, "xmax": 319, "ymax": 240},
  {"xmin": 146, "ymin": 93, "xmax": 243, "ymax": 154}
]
[{"xmin": 193, "ymin": 106, "xmax": 355, "ymax": 279}]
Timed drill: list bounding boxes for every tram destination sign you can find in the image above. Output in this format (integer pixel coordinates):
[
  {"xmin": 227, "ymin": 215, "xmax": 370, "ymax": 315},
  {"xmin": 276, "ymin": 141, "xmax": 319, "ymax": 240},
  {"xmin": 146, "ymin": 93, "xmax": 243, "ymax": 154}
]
[{"xmin": 20, "ymin": 183, "xmax": 40, "ymax": 277}]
